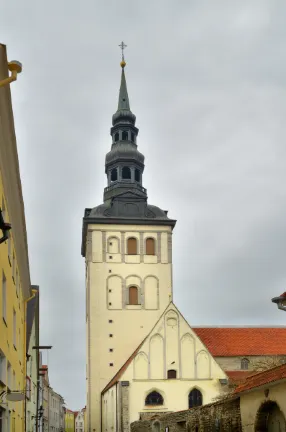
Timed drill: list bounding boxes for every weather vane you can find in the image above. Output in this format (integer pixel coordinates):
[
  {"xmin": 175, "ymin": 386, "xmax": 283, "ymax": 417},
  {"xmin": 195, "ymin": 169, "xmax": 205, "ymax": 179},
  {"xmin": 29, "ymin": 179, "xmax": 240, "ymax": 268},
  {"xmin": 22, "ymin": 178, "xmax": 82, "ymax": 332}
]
[{"xmin": 119, "ymin": 41, "xmax": 127, "ymax": 62}]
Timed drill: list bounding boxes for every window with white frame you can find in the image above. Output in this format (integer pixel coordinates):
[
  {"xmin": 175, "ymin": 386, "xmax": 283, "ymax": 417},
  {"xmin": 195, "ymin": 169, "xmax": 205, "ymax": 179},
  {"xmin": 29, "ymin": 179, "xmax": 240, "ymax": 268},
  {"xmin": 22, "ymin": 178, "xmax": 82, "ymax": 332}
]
[{"xmin": 2, "ymin": 271, "xmax": 6, "ymax": 322}]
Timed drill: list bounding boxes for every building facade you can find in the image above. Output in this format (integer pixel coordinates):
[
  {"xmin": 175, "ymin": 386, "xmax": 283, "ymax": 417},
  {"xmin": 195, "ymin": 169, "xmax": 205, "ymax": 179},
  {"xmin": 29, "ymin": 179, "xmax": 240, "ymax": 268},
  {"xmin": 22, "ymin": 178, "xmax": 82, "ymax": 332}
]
[
  {"xmin": 75, "ymin": 409, "xmax": 85, "ymax": 432},
  {"xmin": 82, "ymin": 56, "xmax": 286, "ymax": 431},
  {"xmin": 48, "ymin": 388, "xmax": 65, "ymax": 432},
  {"xmin": 64, "ymin": 408, "xmax": 75, "ymax": 432},
  {"xmin": 82, "ymin": 60, "xmax": 176, "ymax": 431},
  {"xmin": 26, "ymin": 286, "xmax": 40, "ymax": 432},
  {"xmin": 0, "ymin": 43, "xmax": 33, "ymax": 432}
]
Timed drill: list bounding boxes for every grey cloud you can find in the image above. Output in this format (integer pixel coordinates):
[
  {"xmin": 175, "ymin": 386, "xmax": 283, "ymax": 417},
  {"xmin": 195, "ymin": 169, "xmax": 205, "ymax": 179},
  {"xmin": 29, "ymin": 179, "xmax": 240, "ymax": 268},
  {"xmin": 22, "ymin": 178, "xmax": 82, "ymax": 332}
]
[{"xmin": 1, "ymin": 0, "xmax": 286, "ymax": 409}]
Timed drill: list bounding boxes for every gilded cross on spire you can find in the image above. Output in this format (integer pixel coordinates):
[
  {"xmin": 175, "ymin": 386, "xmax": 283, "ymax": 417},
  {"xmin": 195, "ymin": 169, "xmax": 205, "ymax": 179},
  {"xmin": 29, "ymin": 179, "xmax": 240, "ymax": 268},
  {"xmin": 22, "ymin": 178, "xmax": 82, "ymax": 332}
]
[{"xmin": 119, "ymin": 41, "xmax": 127, "ymax": 68}]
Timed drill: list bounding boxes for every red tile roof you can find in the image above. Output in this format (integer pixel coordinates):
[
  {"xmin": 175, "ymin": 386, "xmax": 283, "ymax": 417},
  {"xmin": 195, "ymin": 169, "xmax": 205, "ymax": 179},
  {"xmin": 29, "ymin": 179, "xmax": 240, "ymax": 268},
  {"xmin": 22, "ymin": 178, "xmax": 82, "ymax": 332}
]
[
  {"xmin": 226, "ymin": 370, "xmax": 254, "ymax": 384},
  {"xmin": 193, "ymin": 327, "xmax": 286, "ymax": 356},
  {"xmin": 234, "ymin": 363, "xmax": 286, "ymax": 394}
]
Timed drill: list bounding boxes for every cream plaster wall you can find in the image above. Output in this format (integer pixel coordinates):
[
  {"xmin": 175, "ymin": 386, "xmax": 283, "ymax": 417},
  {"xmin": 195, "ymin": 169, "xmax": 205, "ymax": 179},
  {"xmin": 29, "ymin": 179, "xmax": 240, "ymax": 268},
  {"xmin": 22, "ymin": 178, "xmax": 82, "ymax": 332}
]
[
  {"xmin": 102, "ymin": 386, "xmax": 117, "ymax": 432},
  {"xmin": 240, "ymin": 381, "xmax": 286, "ymax": 431},
  {"xmin": 102, "ymin": 304, "xmax": 227, "ymax": 427},
  {"xmin": 86, "ymin": 224, "xmax": 173, "ymax": 432}
]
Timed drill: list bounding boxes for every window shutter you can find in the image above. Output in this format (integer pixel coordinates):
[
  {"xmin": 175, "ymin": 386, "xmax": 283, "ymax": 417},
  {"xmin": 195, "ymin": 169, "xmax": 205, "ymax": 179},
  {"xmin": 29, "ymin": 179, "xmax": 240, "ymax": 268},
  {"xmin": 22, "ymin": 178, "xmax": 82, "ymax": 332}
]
[
  {"xmin": 127, "ymin": 238, "xmax": 137, "ymax": 255},
  {"xmin": 146, "ymin": 238, "xmax": 155, "ymax": 255}
]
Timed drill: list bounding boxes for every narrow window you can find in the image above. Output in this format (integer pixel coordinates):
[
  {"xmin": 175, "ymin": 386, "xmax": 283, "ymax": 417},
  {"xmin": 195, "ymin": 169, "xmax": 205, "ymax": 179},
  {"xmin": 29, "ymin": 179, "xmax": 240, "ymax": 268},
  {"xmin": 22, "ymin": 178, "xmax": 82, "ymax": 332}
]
[
  {"xmin": 129, "ymin": 286, "xmax": 139, "ymax": 305},
  {"xmin": 135, "ymin": 168, "xmax": 140, "ymax": 182},
  {"xmin": 2, "ymin": 272, "xmax": 6, "ymax": 322},
  {"xmin": 12, "ymin": 252, "xmax": 15, "ymax": 281},
  {"xmin": 146, "ymin": 238, "xmax": 155, "ymax": 255},
  {"xmin": 167, "ymin": 369, "xmax": 177, "ymax": 379},
  {"xmin": 7, "ymin": 362, "xmax": 11, "ymax": 389},
  {"xmin": 145, "ymin": 391, "xmax": 164, "ymax": 406},
  {"xmin": 188, "ymin": 389, "xmax": 202, "ymax": 408},
  {"xmin": 7, "ymin": 232, "xmax": 11, "ymax": 264},
  {"xmin": 114, "ymin": 133, "xmax": 119, "ymax": 142},
  {"xmin": 13, "ymin": 309, "xmax": 16, "ymax": 347},
  {"xmin": 122, "ymin": 131, "xmax": 128, "ymax": 141},
  {"xmin": 122, "ymin": 166, "xmax": 131, "ymax": 179},
  {"xmin": 127, "ymin": 237, "xmax": 137, "ymax": 255},
  {"xmin": 131, "ymin": 132, "xmax": 135, "ymax": 142},
  {"xmin": 111, "ymin": 168, "xmax": 118, "ymax": 182},
  {"xmin": 241, "ymin": 358, "xmax": 249, "ymax": 370}
]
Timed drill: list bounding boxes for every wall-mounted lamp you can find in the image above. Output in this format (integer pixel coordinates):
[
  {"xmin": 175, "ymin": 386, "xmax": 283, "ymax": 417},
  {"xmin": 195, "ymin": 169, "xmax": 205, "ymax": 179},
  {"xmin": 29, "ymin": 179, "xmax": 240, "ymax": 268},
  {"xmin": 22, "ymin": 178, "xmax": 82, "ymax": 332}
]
[
  {"xmin": 271, "ymin": 292, "xmax": 286, "ymax": 312},
  {"xmin": 0, "ymin": 60, "xmax": 22, "ymax": 88},
  {"xmin": 0, "ymin": 208, "xmax": 11, "ymax": 244}
]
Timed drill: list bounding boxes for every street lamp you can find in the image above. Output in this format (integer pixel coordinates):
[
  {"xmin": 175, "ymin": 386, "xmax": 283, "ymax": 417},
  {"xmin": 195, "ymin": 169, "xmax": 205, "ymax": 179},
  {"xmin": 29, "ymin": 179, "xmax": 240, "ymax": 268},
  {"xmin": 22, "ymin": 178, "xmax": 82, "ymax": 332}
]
[{"xmin": 271, "ymin": 292, "xmax": 286, "ymax": 312}]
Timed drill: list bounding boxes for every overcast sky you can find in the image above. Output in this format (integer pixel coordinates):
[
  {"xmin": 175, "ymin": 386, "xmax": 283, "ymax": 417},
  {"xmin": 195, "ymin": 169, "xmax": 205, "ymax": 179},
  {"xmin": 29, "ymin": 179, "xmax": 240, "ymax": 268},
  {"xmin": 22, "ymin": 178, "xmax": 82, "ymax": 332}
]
[{"xmin": 1, "ymin": 0, "xmax": 286, "ymax": 410}]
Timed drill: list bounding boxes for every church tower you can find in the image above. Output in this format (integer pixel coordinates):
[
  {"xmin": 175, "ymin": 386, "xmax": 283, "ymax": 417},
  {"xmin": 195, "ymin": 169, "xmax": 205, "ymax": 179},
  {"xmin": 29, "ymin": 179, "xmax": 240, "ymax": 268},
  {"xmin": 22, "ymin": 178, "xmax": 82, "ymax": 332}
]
[{"xmin": 81, "ymin": 49, "xmax": 176, "ymax": 431}]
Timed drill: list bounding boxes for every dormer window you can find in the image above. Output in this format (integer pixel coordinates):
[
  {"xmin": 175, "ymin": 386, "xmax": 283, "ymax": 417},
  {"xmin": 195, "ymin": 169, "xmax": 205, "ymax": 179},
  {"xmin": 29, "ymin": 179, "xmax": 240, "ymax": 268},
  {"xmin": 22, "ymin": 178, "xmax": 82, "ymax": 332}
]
[
  {"xmin": 122, "ymin": 167, "xmax": 131, "ymax": 179},
  {"xmin": 122, "ymin": 131, "xmax": 128, "ymax": 141},
  {"xmin": 111, "ymin": 168, "xmax": 118, "ymax": 182},
  {"xmin": 114, "ymin": 132, "xmax": 119, "ymax": 142}
]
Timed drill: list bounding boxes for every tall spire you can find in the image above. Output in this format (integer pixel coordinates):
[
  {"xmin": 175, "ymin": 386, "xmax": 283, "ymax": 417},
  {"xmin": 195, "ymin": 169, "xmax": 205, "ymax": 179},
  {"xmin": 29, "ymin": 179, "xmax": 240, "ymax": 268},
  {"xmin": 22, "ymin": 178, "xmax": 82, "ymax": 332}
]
[{"xmin": 118, "ymin": 67, "xmax": 130, "ymax": 111}]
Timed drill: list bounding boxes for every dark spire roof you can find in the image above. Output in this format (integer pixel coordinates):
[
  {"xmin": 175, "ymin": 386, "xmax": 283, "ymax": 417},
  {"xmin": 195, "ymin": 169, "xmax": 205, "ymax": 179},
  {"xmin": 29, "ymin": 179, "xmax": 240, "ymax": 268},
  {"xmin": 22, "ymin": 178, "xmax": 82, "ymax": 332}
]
[
  {"xmin": 81, "ymin": 57, "xmax": 176, "ymax": 257},
  {"xmin": 112, "ymin": 63, "xmax": 136, "ymax": 126},
  {"xmin": 118, "ymin": 68, "xmax": 130, "ymax": 111}
]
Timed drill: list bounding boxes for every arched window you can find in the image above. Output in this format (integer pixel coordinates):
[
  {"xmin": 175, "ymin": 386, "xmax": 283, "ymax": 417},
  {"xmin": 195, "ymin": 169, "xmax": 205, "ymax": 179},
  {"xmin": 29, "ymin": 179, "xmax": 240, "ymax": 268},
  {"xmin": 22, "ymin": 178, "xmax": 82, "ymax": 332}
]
[
  {"xmin": 167, "ymin": 369, "xmax": 177, "ymax": 379},
  {"xmin": 135, "ymin": 168, "xmax": 140, "ymax": 182},
  {"xmin": 241, "ymin": 358, "xmax": 249, "ymax": 370},
  {"xmin": 114, "ymin": 132, "xmax": 119, "ymax": 142},
  {"xmin": 146, "ymin": 238, "xmax": 155, "ymax": 255},
  {"xmin": 122, "ymin": 131, "xmax": 128, "ymax": 141},
  {"xmin": 145, "ymin": 391, "xmax": 164, "ymax": 406},
  {"xmin": 111, "ymin": 168, "xmax": 118, "ymax": 182},
  {"xmin": 129, "ymin": 286, "xmax": 139, "ymax": 305},
  {"xmin": 131, "ymin": 132, "xmax": 135, "ymax": 142},
  {"xmin": 127, "ymin": 237, "xmax": 137, "ymax": 255},
  {"xmin": 122, "ymin": 166, "xmax": 131, "ymax": 179},
  {"xmin": 107, "ymin": 237, "xmax": 120, "ymax": 254},
  {"xmin": 188, "ymin": 389, "xmax": 202, "ymax": 409}
]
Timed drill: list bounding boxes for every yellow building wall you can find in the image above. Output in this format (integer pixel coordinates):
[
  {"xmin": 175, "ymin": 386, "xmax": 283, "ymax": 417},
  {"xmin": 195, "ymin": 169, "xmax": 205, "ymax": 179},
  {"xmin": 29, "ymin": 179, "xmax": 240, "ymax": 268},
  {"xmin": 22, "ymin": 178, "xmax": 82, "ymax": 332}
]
[
  {"xmin": 0, "ymin": 174, "xmax": 26, "ymax": 432},
  {"xmin": 240, "ymin": 381, "xmax": 286, "ymax": 431},
  {"xmin": 64, "ymin": 411, "xmax": 75, "ymax": 432}
]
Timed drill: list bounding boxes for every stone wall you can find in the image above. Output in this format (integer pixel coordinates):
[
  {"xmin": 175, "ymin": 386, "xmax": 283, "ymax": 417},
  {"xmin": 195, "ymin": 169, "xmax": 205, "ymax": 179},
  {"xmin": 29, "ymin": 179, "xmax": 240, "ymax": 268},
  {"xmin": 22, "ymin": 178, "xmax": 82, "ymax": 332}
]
[{"xmin": 131, "ymin": 397, "xmax": 241, "ymax": 432}]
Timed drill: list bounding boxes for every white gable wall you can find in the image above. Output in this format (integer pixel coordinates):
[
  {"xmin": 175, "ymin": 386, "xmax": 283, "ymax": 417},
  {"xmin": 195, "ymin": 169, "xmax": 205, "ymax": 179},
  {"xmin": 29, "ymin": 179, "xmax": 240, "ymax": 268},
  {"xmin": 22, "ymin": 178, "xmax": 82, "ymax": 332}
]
[{"xmin": 102, "ymin": 304, "xmax": 227, "ymax": 426}]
